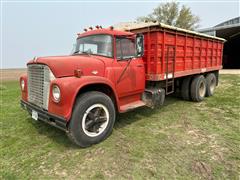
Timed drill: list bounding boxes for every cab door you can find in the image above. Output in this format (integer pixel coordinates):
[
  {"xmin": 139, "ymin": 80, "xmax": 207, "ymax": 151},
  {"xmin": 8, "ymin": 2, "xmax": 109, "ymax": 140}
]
[{"xmin": 113, "ymin": 36, "xmax": 145, "ymax": 97}]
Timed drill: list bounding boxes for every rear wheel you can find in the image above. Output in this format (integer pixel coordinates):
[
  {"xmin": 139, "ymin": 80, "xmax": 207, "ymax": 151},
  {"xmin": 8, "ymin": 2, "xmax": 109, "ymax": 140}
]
[
  {"xmin": 181, "ymin": 76, "xmax": 192, "ymax": 100},
  {"xmin": 205, "ymin": 73, "xmax": 217, "ymax": 97},
  {"xmin": 67, "ymin": 91, "xmax": 116, "ymax": 147},
  {"xmin": 190, "ymin": 75, "xmax": 206, "ymax": 102}
]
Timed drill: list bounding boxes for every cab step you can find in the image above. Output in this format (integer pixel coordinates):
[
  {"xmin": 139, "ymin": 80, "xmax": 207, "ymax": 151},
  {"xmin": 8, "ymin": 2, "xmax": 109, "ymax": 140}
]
[{"xmin": 120, "ymin": 100, "xmax": 146, "ymax": 112}]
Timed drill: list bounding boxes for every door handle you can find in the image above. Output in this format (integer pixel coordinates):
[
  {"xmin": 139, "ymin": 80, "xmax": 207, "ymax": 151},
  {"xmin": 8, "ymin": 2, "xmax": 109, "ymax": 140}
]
[{"xmin": 136, "ymin": 64, "xmax": 144, "ymax": 67}]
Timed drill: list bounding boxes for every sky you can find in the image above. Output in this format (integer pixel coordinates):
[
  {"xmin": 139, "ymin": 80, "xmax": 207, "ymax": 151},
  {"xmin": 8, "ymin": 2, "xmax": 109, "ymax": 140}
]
[{"xmin": 1, "ymin": 0, "xmax": 240, "ymax": 68}]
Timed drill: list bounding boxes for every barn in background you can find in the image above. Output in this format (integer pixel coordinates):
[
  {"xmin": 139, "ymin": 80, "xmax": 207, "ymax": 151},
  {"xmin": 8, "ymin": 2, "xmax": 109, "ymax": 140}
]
[{"xmin": 198, "ymin": 17, "xmax": 240, "ymax": 69}]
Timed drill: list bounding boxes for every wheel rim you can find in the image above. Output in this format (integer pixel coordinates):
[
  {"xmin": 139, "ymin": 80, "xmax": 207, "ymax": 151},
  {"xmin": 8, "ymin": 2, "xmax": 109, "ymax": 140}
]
[
  {"xmin": 82, "ymin": 104, "xmax": 109, "ymax": 137},
  {"xmin": 209, "ymin": 78, "xmax": 215, "ymax": 94},
  {"xmin": 199, "ymin": 81, "xmax": 206, "ymax": 98}
]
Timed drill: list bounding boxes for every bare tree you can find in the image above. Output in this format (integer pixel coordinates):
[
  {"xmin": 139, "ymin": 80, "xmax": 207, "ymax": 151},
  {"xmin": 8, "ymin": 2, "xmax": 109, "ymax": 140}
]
[{"xmin": 137, "ymin": 2, "xmax": 200, "ymax": 30}]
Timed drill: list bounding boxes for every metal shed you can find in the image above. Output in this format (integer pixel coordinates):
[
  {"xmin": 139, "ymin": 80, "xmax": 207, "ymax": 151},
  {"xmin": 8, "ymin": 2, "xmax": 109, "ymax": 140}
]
[{"xmin": 198, "ymin": 17, "xmax": 240, "ymax": 69}]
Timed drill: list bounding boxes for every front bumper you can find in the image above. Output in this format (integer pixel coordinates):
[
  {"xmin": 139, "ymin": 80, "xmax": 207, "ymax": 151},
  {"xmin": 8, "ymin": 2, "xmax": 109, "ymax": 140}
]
[{"xmin": 21, "ymin": 100, "xmax": 68, "ymax": 132}]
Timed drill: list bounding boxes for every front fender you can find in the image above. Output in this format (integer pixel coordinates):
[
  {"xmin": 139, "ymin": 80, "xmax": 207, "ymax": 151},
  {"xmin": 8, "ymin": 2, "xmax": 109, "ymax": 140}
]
[{"xmin": 48, "ymin": 76, "xmax": 118, "ymax": 121}]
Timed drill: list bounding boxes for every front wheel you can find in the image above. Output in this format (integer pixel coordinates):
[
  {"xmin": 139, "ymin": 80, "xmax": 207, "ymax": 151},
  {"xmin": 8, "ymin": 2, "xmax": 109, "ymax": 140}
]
[{"xmin": 67, "ymin": 91, "xmax": 116, "ymax": 147}]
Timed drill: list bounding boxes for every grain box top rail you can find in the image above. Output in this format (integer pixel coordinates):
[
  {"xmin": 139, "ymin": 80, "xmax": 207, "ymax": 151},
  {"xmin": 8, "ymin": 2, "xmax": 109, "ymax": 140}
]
[{"xmin": 114, "ymin": 22, "xmax": 226, "ymax": 42}]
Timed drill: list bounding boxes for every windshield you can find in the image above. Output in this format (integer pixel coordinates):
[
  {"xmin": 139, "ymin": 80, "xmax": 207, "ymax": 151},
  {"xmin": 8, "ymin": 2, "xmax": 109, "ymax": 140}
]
[{"xmin": 74, "ymin": 35, "xmax": 113, "ymax": 57}]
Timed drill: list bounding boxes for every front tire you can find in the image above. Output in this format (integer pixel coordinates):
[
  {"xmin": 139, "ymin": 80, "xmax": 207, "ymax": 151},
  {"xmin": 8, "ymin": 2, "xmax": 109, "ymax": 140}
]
[{"xmin": 67, "ymin": 91, "xmax": 116, "ymax": 147}]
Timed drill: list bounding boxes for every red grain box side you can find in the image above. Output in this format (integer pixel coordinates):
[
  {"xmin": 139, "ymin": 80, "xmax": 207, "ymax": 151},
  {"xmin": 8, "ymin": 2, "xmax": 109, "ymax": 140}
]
[{"xmin": 130, "ymin": 23, "xmax": 225, "ymax": 81}]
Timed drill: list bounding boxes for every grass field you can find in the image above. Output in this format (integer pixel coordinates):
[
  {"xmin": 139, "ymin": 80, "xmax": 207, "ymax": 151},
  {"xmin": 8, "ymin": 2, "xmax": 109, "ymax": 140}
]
[{"xmin": 1, "ymin": 75, "xmax": 239, "ymax": 179}]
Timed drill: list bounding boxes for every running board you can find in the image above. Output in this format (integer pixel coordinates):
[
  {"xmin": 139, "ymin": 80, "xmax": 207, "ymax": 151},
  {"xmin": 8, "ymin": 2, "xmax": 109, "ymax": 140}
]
[{"xmin": 120, "ymin": 100, "xmax": 146, "ymax": 112}]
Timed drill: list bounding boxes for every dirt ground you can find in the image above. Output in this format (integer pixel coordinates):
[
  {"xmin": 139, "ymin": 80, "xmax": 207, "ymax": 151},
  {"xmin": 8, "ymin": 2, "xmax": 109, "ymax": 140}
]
[
  {"xmin": 0, "ymin": 68, "xmax": 239, "ymax": 81},
  {"xmin": 219, "ymin": 69, "xmax": 240, "ymax": 74},
  {"xmin": 0, "ymin": 69, "xmax": 27, "ymax": 82}
]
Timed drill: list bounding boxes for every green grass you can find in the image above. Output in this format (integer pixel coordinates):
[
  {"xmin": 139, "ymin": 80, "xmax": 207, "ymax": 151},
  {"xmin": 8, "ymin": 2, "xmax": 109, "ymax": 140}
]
[{"xmin": 1, "ymin": 75, "xmax": 240, "ymax": 179}]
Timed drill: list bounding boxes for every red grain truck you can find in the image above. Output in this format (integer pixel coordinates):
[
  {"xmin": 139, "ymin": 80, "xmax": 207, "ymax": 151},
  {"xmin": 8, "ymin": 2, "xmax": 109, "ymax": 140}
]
[{"xmin": 20, "ymin": 22, "xmax": 225, "ymax": 147}]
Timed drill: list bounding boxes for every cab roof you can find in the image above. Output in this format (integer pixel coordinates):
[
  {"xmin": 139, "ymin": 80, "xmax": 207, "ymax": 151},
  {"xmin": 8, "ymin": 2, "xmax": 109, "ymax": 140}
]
[{"xmin": 77, "ymin": 28, "xmax": 134, "ymax": 38}]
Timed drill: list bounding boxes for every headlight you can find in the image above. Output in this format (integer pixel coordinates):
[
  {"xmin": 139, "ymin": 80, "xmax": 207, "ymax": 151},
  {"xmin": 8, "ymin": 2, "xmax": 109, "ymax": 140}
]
[
  {"xmin": 52, "ymin": 85, "xmax": 61, "ymax": 102},
  {"xmin": 21, "ymin": 79, "xmax": 25, "ymax": 91}
]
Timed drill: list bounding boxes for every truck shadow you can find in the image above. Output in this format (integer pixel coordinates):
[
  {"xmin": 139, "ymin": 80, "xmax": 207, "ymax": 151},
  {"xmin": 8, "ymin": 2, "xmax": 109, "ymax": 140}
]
[
  {"xmin": 29, "ymin": 118, "xmax": 77, "ymax": 148},
  {"xmin": 29, "ymin": 96, "xmax": 183, "ymax": 148},
  {"xmin": 114, "ymin": 95, "xmax": 181, "ymax": 130}
]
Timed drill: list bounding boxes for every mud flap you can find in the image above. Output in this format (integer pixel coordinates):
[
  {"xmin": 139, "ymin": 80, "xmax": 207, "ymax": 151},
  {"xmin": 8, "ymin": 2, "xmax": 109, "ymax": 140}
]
[{"xmin": 142, "ymin": 88, "xmax": 165, "ymax": 108}]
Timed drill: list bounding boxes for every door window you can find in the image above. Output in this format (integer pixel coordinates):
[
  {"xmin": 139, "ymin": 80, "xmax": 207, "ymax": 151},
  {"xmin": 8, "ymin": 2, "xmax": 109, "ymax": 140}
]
[{"xmin": 116, "ymin": 37, "xmax": 135, "ymax": 60}]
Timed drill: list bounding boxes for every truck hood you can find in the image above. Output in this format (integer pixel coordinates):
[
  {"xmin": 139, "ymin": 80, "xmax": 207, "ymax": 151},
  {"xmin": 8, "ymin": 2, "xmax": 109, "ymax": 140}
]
[{"xmin": 27, "ymin": 55, "xmax": 106, "ymax": 78}]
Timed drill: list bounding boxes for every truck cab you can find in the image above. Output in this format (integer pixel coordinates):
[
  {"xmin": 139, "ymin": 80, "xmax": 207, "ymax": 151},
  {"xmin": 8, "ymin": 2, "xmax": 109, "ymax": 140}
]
[{"xmin": 20, "ymin": 27, "xmax": 147, "ymax": 147}]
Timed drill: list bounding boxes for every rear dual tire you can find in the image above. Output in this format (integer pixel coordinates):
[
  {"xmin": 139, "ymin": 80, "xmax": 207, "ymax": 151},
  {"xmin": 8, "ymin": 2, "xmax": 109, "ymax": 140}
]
[
  {"xmin": 181, "ymin": 73, "xmax": 216, "ymax": 102},
  {"xmin": 181, "ymin": 76, "xmax": 191, "ymax": 100},
  {"xmin": 205, "ymin": 73, "xmax": 217, "ymax": 97},
  {"xmin": 190, "ymin": 75, "xmax": 206, "ymax": 102}
]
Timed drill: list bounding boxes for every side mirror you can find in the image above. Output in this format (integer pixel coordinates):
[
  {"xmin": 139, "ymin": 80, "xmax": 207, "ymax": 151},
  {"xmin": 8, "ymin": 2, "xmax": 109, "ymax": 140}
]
[{"xmin": 136, "ymin": 34, "xmax": 144, "ymax": 57}]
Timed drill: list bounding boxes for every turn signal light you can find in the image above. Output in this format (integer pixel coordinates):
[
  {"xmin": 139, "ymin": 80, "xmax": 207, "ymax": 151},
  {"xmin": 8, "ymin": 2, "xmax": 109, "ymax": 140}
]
[
  {"xmin": 20, "ymin": 79, "xmax": 25, "ymax": 91},
  {"xmin": 74, "ymin": 69, "xmax": 83, "ymax": 78}
]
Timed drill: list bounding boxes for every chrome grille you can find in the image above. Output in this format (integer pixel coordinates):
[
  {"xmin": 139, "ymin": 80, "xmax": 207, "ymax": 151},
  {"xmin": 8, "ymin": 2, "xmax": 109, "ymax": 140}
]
[{"xmin": 27, "ymin": 64, "xmax": 54, "ymax": 110}]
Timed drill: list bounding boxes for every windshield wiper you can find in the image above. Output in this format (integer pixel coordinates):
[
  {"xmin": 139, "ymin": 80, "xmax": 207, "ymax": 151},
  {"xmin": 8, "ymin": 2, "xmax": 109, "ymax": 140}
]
[
  {"xmin": 74, "ymin": 51, "xmax": 92, "ymax": 56},
  {"xmin": 73, "ymin": 50, "xmax": 80, "ymax": 54},
  {"xmin": 80, "ymin": 51, "xmax": 91, "ymax": 56}
]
